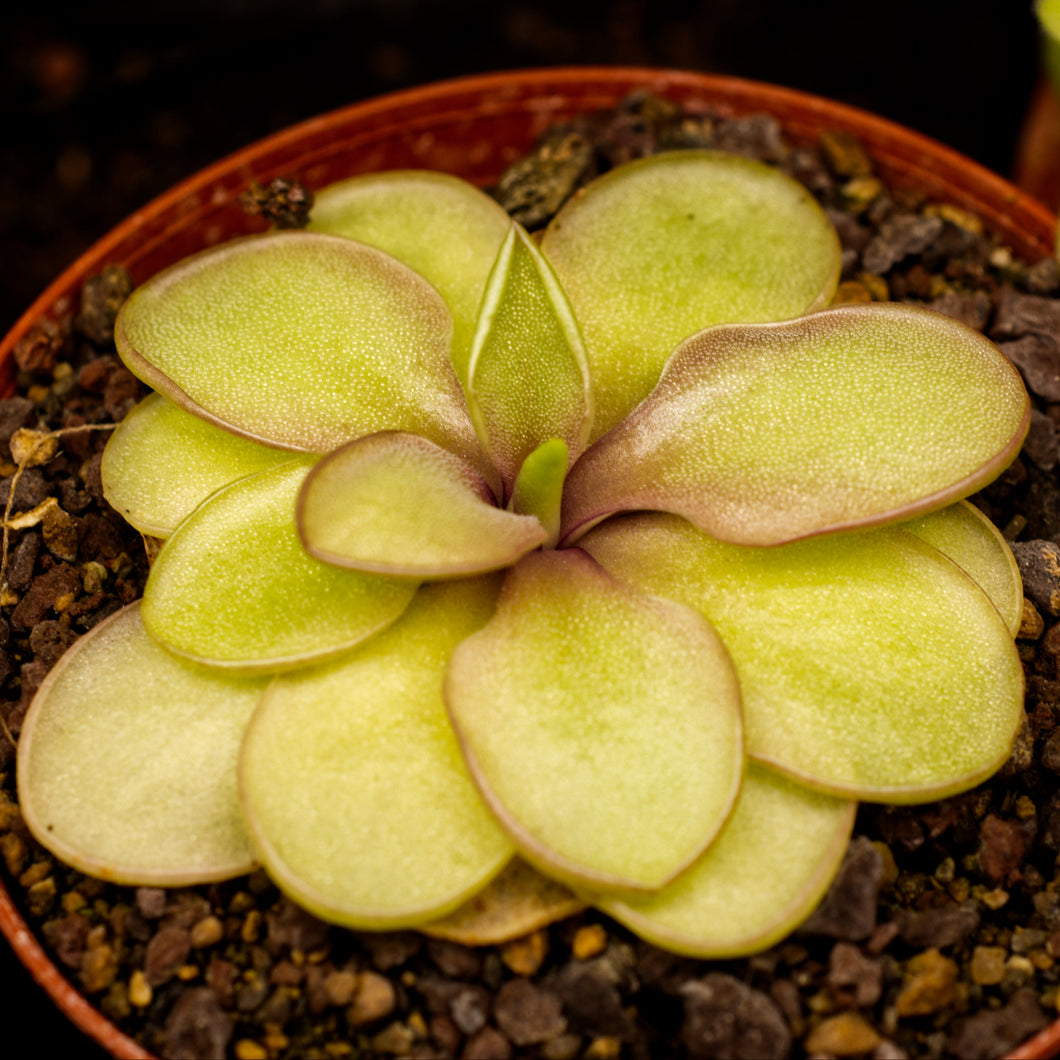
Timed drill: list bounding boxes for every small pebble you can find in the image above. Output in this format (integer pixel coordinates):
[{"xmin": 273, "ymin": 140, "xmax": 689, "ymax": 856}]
[
  {"xmin": 805, "ymin": 1011, "xmax": 882, "ymax": 1056},
  {"xmin": 347, "ymin": 970, "xmax": 397, "ymax": 1026},
  {"xmin": 501, "ymin": 929, "xmax": 548, "ymax": 976},
  {"xmin": 895, "ymin": 949, "xmax": 959, "ymax": 1017},
  {"xmin": 970, "ymin": 946, "xmax": 1007, "ymax": 986},
  {"xmin": 572, "ymin": 924, "xmax": 608, "ymax": 960}
]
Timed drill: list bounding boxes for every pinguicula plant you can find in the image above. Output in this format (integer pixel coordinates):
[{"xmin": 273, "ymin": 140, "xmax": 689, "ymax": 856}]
[{"xmin": 16, "ymin": 151, "xmax": 1030, "ymax": 957}]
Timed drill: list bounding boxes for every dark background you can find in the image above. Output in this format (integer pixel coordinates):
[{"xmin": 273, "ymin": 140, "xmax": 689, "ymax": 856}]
[{"xmin": 0, "ymin": 1, "xmax": 1048, "ymax": 1055}]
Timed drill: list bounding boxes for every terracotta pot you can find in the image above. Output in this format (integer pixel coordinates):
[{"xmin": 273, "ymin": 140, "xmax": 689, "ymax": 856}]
[{"xmin": 1, "ymin": 66, "xmax": 1057, "ymax": 1060}]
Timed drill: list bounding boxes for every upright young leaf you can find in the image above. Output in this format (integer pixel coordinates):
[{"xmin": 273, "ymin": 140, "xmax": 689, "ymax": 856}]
[
  {"xmin": 541, "ymin": 150, "xmax": 841, "ymax": 438},
  {"xmin": 467, "ymin": 223, "xmax": 591, "ymax": 494},
  {"xmin": 563, "ymin": 305, "xmax": 1030, "ymax": 547},
  {"xmin": 445, "ymin": 549, "xmax": 743, "ymax": 891},
  {"xmin": 309, "ymin": 170, "xmax": 512, "ymax": 386}
]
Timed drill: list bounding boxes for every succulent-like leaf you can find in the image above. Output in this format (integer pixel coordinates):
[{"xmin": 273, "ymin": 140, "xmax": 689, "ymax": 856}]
[
  {"xmin": 466, "ymin": 223, "xmax": 591, "ymax": 490},
  {"xmin": 445, "ymin": 549, "xmax": 743, "ymax": 891},
  {"xmin": 594, "ymin": 762, "xmax": 855, "ymax": 958},
  {"xmin": 18, "ymin": 604, "xmax": 266, "ymax": 884},
  {"xmin": 902, "ymin": 501, "xmax": 1023, "ymax": 636},
  {"xmin": 115, "ymin": 231, "xmax": 484, "ymax": 469},
  {"xmin": 239, "ymin": 577, "xmax": 514, "ymax": 929},
  {"xmin": 423, "ymin": 858, "xmax": 585, "ymax": 946},
  {"xmin": 102, "ymin": 393, "xmax": 295, "ymax": 537},
  {"xmin": 508, "ymin": 438, "xmax": 569, "ymax": 549},
  {"xmin": 584, "ymin": 513, "xmax": 1024, "ymax": 801},
  {"xmin": 143, "ymin": 459, "xmax": 416, "ymax": 670},
  {"xmin": 309, "ymin": 169, "xmax": 512, "ymax": 386},
  {"xmin": 563, "ymin": 305, "xmax": 1030, "ymax": 547},
  {"xmin": 540, "ymin": 150, "xmax": 841, "ymax": 438},
  {"xmin": 298, "ymin": 432, "xmax": 546, "ymax": 577}
]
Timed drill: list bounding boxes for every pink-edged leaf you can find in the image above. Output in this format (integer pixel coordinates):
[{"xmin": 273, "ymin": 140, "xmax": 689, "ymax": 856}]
[
  {"xmin": 466, "ymin": 224, "xmax": 591, "ymax": 493},
  {"xmin": 444, "ymin": 549, "xmax": 743, "ymax": 891},
  {"xmin": 562, "ymin": 304, "xmax": 1029, "ymax": 547},
  {"xmin": 298, "ymin": 432, "xmax": 547, "ymax": 578},
  {"xmin": 115, "ymin": 231, "xmax": 485, "ymax": 471}
]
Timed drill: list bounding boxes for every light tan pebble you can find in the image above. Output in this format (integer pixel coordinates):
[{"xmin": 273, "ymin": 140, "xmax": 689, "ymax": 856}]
[
  {"xmin": 1002, "ymin": 954, "xmax": 1036, "ymax": 990},
  {"xmin": 262, "ymin": 1026, "xmax": 289, "ymax": 1053},
  {"xmin": 572, "ymin": 924, "xmax": 608, "ymax": 960},
  {"xmin": 370, "ymin": 1021, "xmax": 415, "ymax": 1055},
  {"xmin": 540, "ymin": 1033, "xmax": 582, "ymax": 1060},
  {"xmin": 832, "ymin": 280, "xmax": 873, "ymax": 305},
  {"xmin": 584, "ymin": 1037, "xmax": 622, "ymax": 1060},
  {"xmin": 324, "ymin": 969, "xmax": 360, "ymax": 1007},
  {"xmin": 233, "ymin": 1040, "xmax": 268, "ymax": 1060},
  {"xmin": 190, "ymin": 914, "xmax": 224, "ymax": 948},
  {"xmin": 895, "ymin": 949, "xmax": 958, "ymax": 1017},
  {"xmin": 0, "ymin": 833, "xmax": 27, "ymax": 878},
  {"xmin": 408, "ymin": 1010, "xmax": 428, "ymax": 1038},
  {"xmin": 805, "ymin": 1012, "xmax": 882, "ymax": 1056},
  {"xmin": 348, "ymin": 970, "xmax": 397, "ymax": 1026},
  {"xmin": 128, "ymin": 969, "xmax": 153, "ymax": 1008},
  {"xmin": 856, "ymin": 272, "xmax": 889, "ymax": 301},
  {"xmin": 1019, "ymin": 599, "xmax": 1045, "ymax": 640},
  {"xmin": 501, "ymin": 929, "xmax": 549, "ymax": 976},
  {"xmin": 970, "ymin": 946, "xmax": 1007, "ymax": 986},
  {"xmin": 241, "ymin": 909, "xmax": 263, "ymax": 943},
  {"xmin": 176, "ymin": 964, "xmax": 199, "ymax": 981}
]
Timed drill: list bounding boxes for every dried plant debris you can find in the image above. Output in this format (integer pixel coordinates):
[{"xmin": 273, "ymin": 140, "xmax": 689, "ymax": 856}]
[
  {"xmin": 2, "ymin": 95, "xmax": 1060, "ymax": 1060},
  {"xmin": 240, "ymin": 177, "xmax": 315, "ymax": 230}
]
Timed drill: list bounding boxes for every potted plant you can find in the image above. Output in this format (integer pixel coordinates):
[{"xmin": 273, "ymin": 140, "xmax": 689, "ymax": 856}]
[{"xmin": 2, "ymin": 67, "xmax": 1060, "ymax": 1060}]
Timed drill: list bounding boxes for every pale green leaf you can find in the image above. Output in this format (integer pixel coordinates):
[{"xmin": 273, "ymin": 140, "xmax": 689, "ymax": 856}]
[
  {"xmin": 115, "ymin": 231, "xmax": 484, "ymax": 470},
  {"xmin": 563, "ymin": 305, "xmax": 1030, "ymax": 547},
  {"xmin": 309, "ymin": 169, "xmax": 512, "ymax": 386},
  {"xmin": 18, "ymin": 604, "xmax": 267, "ymax": 885},
  {"xmin": 143, "ymin": 459, "xmax": 416, "ymax": 670},
  {"xmin": 584, "ymin": 513, "xmax": 1024, "ymax": 801},
  {"xmin": 902, "ymin": 501, "xmax": 1023, "ymax": 636},
  {"xmin": 445, "ymin": 549, "xmax": 743, "ymax": 891},
  {"xmin": 541, "ymin": 150, "xmax": 841, "ymax": 438},
  {"xmin": 298, "ymin": 432, "xmax": 546, "ymax": 577},
  {"xmin": 102, "ymin": 393, "xmax": 295, "ymax": 537},
  {"xmin": 595, "ymin": 762, "xmax": 855, "ymax": 958},
  {"xmin": 239, "ymin": 577, "xmax": 514, "ymax": 929}
]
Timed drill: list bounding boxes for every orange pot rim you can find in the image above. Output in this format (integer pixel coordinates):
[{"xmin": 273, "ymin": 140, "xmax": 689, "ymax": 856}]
[{"xmin": 1, "ymin": 65, "xmax": 1057, "ymax": 1060}]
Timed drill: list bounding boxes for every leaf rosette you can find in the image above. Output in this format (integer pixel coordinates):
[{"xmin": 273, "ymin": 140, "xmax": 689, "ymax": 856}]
[{"xmin": 18, "ymin": 154, "xmax": 1029, "ymax": 954}]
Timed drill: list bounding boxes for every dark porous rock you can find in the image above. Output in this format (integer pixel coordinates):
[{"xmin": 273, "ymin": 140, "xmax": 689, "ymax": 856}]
[
  {"xmin": 0, "ymin": 467, "xmax": 49, "ymax": 513},
  {"xmin": 999, "ymin": 334, "xmax": 1060, "ymax": 402},
  {"xmin": 28, "ymin": 618, "xmax": 79, "ymax": 668},
  {"xmin": 978, "ymin": 815, "xmax": 1028, "ymax": 885},
  {"xmin": 265, "ymin": 897, "xmax": 330, "ymax": 955},
  {"xmin": 75, "ymin": 265, "xmax": 132, "ymax": 345},
  {"xmin": 680, "ymin": 974, "xmax": 791, "ymax": 1060},
  {"xmin": 800, "ymin": 836, "xmax": 882, "ymax": 941},
  {"xmin": 993, "ymin": 284, "xmax": 1060, "ymax": 341},
  {"xmin": 827, "ymin": 942, "xmax": 882, "ymax": 1006},
  {"xmin": 1011, "ymin": 539, "xmax": 1060, "ymax": 616},
  {"xmin": 6, "ymin": 531, "xmax": 39, "ymax": 592},
  {"xmin": 928, "ymin": 288, "xmax": 992, "ymax": 331},
  {"xmin": 1024, "ymin": 409, "xmax": 1059, "ymax": 471},
  {"xmin": 711, "ymin": 113, "xmax": 788, "ymax": 164},
  {"xmin": 896, "ymin": 901, "xmax": 980, "ymax": 949},
  {"xmin": 12, "ymin": 318, "xmax": 70, "ymax": 375},
  {"xmin": 145, "ymin": 924, "xmax": 193, "ymax": 986},
  {"xmin": 10, "ymin": 562, "xmax": 81, "ymax": 630},
  {"xmin": 862, "ymin": 212, "xmax": 944, "ymax": 274},
  {"xmin": 945, "ymin": 989, "xmax": 1049, "ymax": 1060},
  {"xmin": 450, "ymin": 983, "xmax": 491, "ymax": 1035},
  {"xmin": 462, "ymin": 1025, "xmax": 513, "ymax": 1060},
  {"xmin": 0, "ymin": 397, "xmax": 35, "ymax": 450},
  {"xmin": 42, "ymin": 910, "xmax": 90, "ymax": 971},
  {"xmin": 551, "ymin": 956, "xmax": 635, "ymax": 1040},
  {"xmin": 428, "ymin": 937, "xmax": 483, "ymax": 979},
  {"xmin": 162, "ymin": 986, "xmax": 235, "ymax": 1060},
  {"xmin": 493, "ymin": 977, "xmax": 567, "ymax": 1046}
]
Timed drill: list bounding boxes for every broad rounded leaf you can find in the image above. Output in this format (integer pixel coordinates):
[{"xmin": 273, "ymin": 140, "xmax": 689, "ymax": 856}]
[
  {"xmin": 902, "ymin": 501, "xmax": 1023, "ymax": 636},
  {"xmin": 467, "ymin": 223, "xmax": 591, "ymax": 489},
  {"xmin": 239, "ymin": 577, "xmax": 513, "ymax": 929},
  {"xmin": 596, "ymin": 762, "xmax": 855, "ymax": 958},
  {"xmin": 423, "ymin": 859, "xmax": 585, "ymax": 946},
  {"xmin": 445, "ymin": 549, "xmax": 743, "ymax": 891},
  {"xmin": 18, "ymin": 604, "xmax": 266, "ymax": 885},
  {"xmin": 102, "ymin": 393, "xmax": 295, "ymax": 537},
  {"xmin": 309, "ymin": 169, "xmax": 512, "ymax": 386},
  {"xmin": 584, "ymin": 513, "xmax": 1024, "ymax": 801},
  {"xmin": 115, "ymin": 231, "xmax": 483, "ymax": 467},
  {"xmin": 298, "ymin": 432, "xmax": 546, "ymax": 577},
  {"xmin": 563, "ymin": 304, "xmax": 1030, "ymax": 546},
  {"xmin": 541, "ymin": 150, "xmax": 841, "ymax": 438},
  {"xmin": 143, "ymin": 459, "xmax": 416, "ymax": 670}
]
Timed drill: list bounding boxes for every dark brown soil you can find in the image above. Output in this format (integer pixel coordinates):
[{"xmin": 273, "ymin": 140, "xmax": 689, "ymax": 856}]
[{"xmin": 3, "ymin": 94, "xmax": 1060, "ymax": 1060}]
